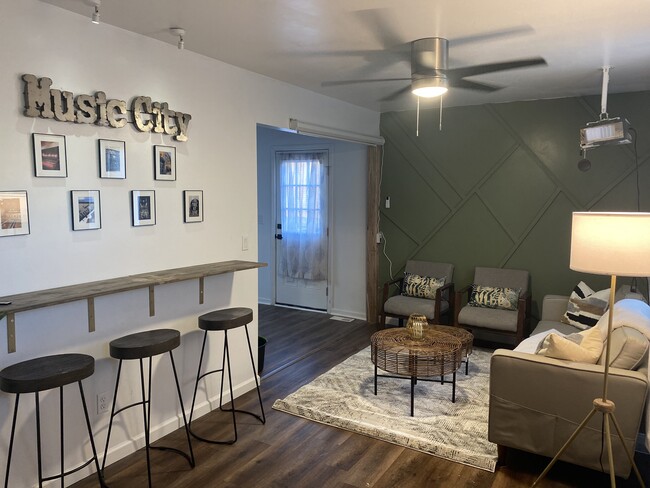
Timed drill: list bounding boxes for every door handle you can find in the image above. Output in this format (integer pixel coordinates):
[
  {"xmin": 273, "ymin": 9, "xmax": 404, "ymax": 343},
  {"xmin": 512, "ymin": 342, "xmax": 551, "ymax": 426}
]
[{"xmin": 275, "ymin": 234, "xmax": 283, "ymax": 240}]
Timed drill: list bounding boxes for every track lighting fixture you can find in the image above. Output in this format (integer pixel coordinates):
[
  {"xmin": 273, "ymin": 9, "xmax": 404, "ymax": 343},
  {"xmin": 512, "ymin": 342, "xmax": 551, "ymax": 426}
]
[
  {"xmin": 170, "ymin": 28, "xmax": 185, "ymax": 50},
  {"xmin": 91, "ymin": 0, "xmax": 100, "ymax": 24}
]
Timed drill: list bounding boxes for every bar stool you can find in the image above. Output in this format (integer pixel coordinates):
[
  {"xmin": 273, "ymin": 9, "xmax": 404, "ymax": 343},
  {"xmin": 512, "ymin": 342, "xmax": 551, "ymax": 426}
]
[
  {"xmin": 102, "ymin": 329, "xmax": 194, "ymax": 487},
  {"xmin": 189, "ymin": 307, "xmax": 265, "ymax": 444},
  {"xmin": 0, "ymin": 353, "xmax": 106, "ymax": 488}
]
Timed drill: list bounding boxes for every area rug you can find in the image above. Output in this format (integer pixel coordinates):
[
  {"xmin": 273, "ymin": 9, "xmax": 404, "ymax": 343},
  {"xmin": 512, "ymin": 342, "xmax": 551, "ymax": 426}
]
[{"xmin": 272, "ymin": 346, "xmax": 497, "ymax": 472}]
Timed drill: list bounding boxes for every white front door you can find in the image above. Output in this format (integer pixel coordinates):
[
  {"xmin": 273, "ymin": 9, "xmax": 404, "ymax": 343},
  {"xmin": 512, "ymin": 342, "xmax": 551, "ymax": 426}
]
[{"xmin": 274, "ymin": 151, "xmax": 329, "ymax": 310}]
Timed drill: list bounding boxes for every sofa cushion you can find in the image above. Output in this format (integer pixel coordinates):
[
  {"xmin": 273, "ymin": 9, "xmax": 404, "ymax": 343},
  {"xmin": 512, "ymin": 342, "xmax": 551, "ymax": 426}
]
[
  {"xmin": 401, "ymin": 272, "xmax": 445, "ymax": 300},
  {"xmin": 598, "ymin": 326, "xmax": 649, "ymax": 370},
  {"xmin": 532, "ymin": 320, "xmax": 582, "ymax": 336},
  {"xmin": 384, "ymin": 295, "xmax": 449, "ymax": 320},
  {"xmin": 562, "ymin": 281, "xmax": 609, "ymax": 330},
  {"xmin": 537, "ymin": 326, "xmax": 604, "ymax": 364},
  {"xmin": 468, "ymin": 285, "xmax": 520, "ymax": 311}
]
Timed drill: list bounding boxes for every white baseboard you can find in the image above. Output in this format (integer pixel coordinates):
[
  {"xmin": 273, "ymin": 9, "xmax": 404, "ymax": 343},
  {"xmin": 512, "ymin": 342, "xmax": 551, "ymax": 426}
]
[
  {"xmin": 329, "ymin": 308, "xmax": 366, "ymax": 321},
  {"xmin": 258, "ymin": 297, "xmax": 272, "ymax": 305}
]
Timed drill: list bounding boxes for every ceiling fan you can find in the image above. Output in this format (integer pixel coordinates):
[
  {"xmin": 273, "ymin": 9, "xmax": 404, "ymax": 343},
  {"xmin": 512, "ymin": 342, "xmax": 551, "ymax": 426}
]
[{"xmin": 322, "ymin": 36, "xmax": 547, "ymax": 102}]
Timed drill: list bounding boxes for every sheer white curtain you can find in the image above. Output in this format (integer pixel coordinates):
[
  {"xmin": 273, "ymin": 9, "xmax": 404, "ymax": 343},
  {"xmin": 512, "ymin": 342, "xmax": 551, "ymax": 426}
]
[{"xmin": 277, "ymin": 151, "xmax": 328, "ymax": 281}]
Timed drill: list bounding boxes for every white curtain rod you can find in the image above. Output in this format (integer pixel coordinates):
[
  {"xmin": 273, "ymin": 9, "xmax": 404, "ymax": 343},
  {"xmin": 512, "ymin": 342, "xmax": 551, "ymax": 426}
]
[{"xmin": 289, "ymin": 118, "xmax": 385, "ymax": 146}]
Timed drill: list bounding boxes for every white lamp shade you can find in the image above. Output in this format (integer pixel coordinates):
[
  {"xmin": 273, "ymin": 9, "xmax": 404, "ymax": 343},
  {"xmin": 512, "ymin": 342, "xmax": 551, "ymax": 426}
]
[{"xmin": 570, "ymin": 212, "xmax": 650, "ymax": 276}]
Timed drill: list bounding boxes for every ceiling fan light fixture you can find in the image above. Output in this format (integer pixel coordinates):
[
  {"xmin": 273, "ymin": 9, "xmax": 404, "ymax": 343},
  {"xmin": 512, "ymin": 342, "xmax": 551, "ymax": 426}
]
[{"xmin": 411, "ymin": 77, "xmax": 448, "ymax": 98}]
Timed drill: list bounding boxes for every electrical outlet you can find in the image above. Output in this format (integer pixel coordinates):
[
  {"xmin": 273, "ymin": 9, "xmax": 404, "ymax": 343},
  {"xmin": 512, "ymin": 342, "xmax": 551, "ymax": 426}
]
[
  {"xmin": 242, "ymin": 235, "xmax": 249, "ymax": 251},
  {"xmin": 97, "ymin": 392, "xmax": 110, "ymax": 415},
  {"xmin": 376, "ymin": 232, "xmax": 383, "ymax": 244}
]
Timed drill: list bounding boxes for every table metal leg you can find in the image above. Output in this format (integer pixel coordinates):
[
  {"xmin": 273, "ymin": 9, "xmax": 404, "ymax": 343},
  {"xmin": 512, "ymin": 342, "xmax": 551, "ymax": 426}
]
[
  {"xmin": 374, "ymin": 364, "xmax": 377, "ymax": 395},
  {"xmin": 410, "ymin": 376, "xmax": 415, "ymax": 417},
  {"xmin": 452, "ymin": 371, "xmax": 457, "ymax": 403}
]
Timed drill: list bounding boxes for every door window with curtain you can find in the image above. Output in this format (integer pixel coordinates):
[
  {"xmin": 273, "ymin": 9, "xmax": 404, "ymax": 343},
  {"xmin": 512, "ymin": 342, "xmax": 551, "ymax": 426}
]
[{"xmin": 276, "ymin": 151, "xmax": 328, "ymax": 288}]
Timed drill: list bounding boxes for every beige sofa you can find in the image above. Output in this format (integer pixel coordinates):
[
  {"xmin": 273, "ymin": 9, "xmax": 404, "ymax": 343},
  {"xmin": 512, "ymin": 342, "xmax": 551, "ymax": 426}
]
[{"xmin": 488, "ymin": 295, "xmax": 649, "ymax": 477}]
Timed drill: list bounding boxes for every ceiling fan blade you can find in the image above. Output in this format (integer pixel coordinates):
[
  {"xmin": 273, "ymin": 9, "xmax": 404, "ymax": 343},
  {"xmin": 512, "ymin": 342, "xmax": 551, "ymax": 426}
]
[
  {"xmin": 380, "ymin": 85, "xmax": 412, "ymax": 101},
  {"xmin": 321, "ymin": 78, "xmax": 412, "ymax": 87},
  {"xmin": 447, "ymin": 57, "xmax": 547, "ymax": 80},
  {"xmin": 450, "ymin": 26, "xmax": 535, "ymax": 47},
  {"xmin": 354, "ymin": 8, "xmax": 408, "ymax": 50},
  {"xmin": 449, "ymin": 78, "xmax": 502, "ymax": 92}
]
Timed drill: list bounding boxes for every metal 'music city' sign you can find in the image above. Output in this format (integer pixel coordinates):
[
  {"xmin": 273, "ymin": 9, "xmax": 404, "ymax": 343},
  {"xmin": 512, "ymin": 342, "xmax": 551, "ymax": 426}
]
[{"xmin": 21, "ymin": 74, "xmax": 192, "ymax": 142}]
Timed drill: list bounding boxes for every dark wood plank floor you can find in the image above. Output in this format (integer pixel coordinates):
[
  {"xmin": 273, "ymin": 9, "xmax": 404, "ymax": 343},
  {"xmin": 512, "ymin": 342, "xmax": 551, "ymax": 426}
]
[{"xmin": 71, "ymin": 305, "xmax": 649, "ymax": 487}]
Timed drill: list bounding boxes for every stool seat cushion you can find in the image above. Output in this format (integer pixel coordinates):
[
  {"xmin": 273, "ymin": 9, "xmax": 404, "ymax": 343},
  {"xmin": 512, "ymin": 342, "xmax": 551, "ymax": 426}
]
[
  {"xmin": 110, "ymin": 329, "xmax": 180, "ymax": 360},
  {"xmin": 0, "ymin": 353, "xmax": 94, "ymax": 394},
  {"xmin": 199, "ymin": 307, "xmax": 253, "ymax": 331}
]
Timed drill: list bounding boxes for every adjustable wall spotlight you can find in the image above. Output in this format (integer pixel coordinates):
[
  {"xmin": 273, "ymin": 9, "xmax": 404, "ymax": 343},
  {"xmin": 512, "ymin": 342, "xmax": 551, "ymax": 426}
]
[
  {"xmin": 170, "ymin": 28, "xmax": 185, "ymax": 50},
  {"xmin": 91, "ymin": 0, "xmax": 100, "ymax": 24}
]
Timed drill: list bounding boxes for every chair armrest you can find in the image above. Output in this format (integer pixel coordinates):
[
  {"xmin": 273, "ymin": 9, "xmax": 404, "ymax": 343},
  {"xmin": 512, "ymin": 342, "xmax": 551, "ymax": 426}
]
[
  {"xmin": 434, "ymin": 282, "xmax": 455, "ymax": 324},
  {"xmin": 488, "ymin": 349, "xmax": 648, "ymax": 473},
  {"xmin": 540, "ymin": 295, "xmax": 570, "ymax": 322},
  {"xmin": 453, "ymin": 284, "xmax": 473, "ymax": 326},
  {"xmin": 516, "ymin": 291, "xmax": 532, "ymax": 341},
  {"xmin": 382, "ymin": 277, "xmax": 404, "ymax": 305}
]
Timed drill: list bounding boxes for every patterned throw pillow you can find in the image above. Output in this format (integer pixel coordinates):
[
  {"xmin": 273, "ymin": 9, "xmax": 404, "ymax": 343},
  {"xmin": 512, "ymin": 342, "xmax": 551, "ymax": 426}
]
[
  {"xmin": 561, "ymin": 281, "xmax": 609, "ymax": 330},
  {"xmin": 401, "ymin": 272, "xmax": 445, "ymax": 300},
  {"xmin": 468, "ymin": 285, "xmax": 520, "ymax": 311}
]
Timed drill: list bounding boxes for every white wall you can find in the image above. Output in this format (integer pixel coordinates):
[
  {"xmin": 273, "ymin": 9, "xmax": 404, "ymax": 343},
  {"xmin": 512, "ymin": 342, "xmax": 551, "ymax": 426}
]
[
  {"xmin": 0, "ymin": 1, "xmax": 379, "ymax": 485},
  {"xmin": 256, "ymin": 126, "xmax": 367, "ymax": 320}
]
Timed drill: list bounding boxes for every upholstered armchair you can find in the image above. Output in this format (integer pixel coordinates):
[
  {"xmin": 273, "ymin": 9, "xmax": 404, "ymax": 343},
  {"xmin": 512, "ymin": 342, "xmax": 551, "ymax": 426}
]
[
  {"xmin": 454, "ymin": 267, "xmax": 531, "ymax": 345},
  {"xmin": 380, "ymin": 261, "xmax": 454, "ymax": 327}
]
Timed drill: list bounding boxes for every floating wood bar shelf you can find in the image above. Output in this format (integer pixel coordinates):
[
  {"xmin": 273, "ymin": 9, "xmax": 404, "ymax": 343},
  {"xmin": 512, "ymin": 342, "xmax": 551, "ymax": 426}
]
[{"xmin": 0, "ymin": 260, "xmax": 266, "ymax": 354}]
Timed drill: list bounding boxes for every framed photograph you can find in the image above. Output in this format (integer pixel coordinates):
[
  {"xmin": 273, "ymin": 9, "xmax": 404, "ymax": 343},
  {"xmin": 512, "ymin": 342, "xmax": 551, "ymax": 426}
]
[
  {"xmin": 131, "ymin": 190, "xmax": 156, "ymax": 226},
  {"xmin": 183, "ymin": 190, "xmax": 203, "ymax": 223},
  {"xmin": 154, "ymin": 145, "xmax": 176, "ymax": 181},
  {"xmin": 99, "ymin": 139, "xmax": 126, "ymax": 179},
  {"xmin": 0, "ymin": 191, "xmax": 30, "ymax": 237},
  {"xmin": 33, "ymin": 133, "xmax": 67, "ymax": 177},
  {"xmin": 71, "ymin": 190, "xmax": 101, "ymax": 231}
]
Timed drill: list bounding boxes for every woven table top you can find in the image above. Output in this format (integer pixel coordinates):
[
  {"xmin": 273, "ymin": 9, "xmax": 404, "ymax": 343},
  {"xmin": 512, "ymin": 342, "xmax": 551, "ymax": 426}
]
[
  {"xmin": 371, "ymin": 328, "xmax": 463, "ymax": 378},
  {"xmin": 429, "ymin": 325, "xmax": 474, "ymax": 356}
]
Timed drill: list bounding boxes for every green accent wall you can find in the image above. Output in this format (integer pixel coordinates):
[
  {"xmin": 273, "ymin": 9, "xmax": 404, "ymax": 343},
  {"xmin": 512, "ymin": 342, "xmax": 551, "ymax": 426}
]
[{"xmin": 379, "ymin": 91, "xmax": 650, "ymax": 321}]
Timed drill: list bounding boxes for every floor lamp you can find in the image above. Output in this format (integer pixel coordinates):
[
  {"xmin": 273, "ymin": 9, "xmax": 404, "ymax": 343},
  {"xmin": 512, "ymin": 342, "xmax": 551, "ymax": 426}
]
[{"xmin": 533, "ymin": 212, "xmax": 650, "ymax": 488}]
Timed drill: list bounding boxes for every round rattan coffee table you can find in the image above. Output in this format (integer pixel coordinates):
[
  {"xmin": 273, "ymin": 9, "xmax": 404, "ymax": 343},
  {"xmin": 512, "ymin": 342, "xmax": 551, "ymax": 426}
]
[
  {"xmin": 429, "ymin": 324, "xmax": 473, "ymax": 375},
  {"xmin": 370, "ymin": 328, "xmax": 463, "ymax": 416}
]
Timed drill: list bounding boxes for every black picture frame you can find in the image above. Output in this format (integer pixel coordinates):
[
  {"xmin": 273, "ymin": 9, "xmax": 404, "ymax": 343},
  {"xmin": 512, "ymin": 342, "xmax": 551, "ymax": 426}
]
[
  {"xmin": 33, "ymin": 133, "xmax": 67, "ymax": 177},
  {"xmin": 71, "ymin": 190, "xmax": 101, "ymax": 231},
  {"xmin": 154, "ymin": 145, "xmax": 176, "ymax": 181},
  {"xmin": 99, "ymin": 139, "xmax": 126, "ymax": 179},
  {"xmin": 131, "ymin": 190, "xmax": 156, "ymax": 226},
  {"xmin": 0, "ymin": 191, "xmax": 30, "ymax": 237},
  {"xmin": 183, "ymin": 190, "xmax": 203, "ymax": 223}
]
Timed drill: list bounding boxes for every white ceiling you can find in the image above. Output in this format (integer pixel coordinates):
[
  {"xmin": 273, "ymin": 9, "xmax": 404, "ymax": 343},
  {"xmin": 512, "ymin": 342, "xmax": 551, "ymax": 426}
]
[{"xmin": 41, "ymin": 0, "xmax": 650, "ymax": 113}]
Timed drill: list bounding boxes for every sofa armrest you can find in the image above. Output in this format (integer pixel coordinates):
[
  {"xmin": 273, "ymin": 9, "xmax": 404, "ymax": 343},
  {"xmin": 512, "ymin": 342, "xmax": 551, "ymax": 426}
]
[
  {"xmin": 540, "ymin": 295, "xmax": 570, "ymax": 322},
  {"xmin": 489, "ymin": 349, "xmax": 648, "ymax": 475}
]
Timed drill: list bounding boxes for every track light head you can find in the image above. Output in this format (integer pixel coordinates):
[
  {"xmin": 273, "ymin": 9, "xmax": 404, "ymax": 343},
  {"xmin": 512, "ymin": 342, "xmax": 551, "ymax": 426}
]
[
  {"xmin": 170, "ymin": 28, "xmax": 186, "ymax": 50},
  {"xmin": 91, "ymin": 0, "xmax": 100, "ymax": 24}
]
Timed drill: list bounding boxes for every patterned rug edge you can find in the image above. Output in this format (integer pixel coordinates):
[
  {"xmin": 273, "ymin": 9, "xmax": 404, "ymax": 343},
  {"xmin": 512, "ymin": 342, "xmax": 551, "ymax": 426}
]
[{"xmin": 272, "ymin": 393, "xmax": 497, "ymax": 472}]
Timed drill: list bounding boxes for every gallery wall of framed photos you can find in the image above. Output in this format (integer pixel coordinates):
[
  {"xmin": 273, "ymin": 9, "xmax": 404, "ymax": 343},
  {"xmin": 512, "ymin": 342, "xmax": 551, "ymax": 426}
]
[{"xmin": 0, "ymin": 133, "xmax": 206, "ymax": 238}]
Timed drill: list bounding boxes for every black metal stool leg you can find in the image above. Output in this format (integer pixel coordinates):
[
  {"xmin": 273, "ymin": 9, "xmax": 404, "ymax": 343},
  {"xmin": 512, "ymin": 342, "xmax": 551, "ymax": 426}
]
[
  {"xmin": 102, "ymin": 359, "xmax": 123, "ymax": 472},
  {"xmin": 138, "ymin": 358, "xmax": 152, "ymax": 488},
  {"xmin": 189, "ymin": 330, "xmax": 209, "ymax": 427},
  {"xmin": 222, "ymin": 331, "xmax": 238, "ymax": 443},
  {"xmin": 59, "ymin": 386, "xmax": 64, "ymax": 488},
  {"xmin": 164, "ymin": 350, "xmax": 195, "ymax": 467},
  {"xmin": 77, "ymin": 381, "xmax": 107, "ymax": 487},
  {"xmin": 243, "ymin": 324, "xmax": 265, "ymax": 423},
  {"xmin": 35, "ymin": 391, "xmax": 43, "ymax": 488},
  {"xmin": 4, "ymin": 393, "xmax": 20, "ymax": 488}
]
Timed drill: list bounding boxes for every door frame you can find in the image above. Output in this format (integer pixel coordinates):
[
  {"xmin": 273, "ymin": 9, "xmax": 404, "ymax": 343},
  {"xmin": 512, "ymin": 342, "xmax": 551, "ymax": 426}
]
[{"xmin": 271, "ymin": 143, "xmax": 334, "ymax": 312}]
